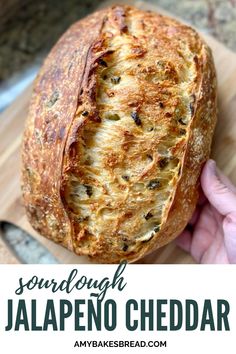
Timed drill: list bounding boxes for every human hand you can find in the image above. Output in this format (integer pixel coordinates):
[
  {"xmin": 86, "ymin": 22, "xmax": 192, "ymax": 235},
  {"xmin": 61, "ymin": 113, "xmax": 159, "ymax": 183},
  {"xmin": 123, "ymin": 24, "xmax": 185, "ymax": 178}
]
[{"xmin": 176, "ymin": 159, "xmax": 236, "ymax": 264}]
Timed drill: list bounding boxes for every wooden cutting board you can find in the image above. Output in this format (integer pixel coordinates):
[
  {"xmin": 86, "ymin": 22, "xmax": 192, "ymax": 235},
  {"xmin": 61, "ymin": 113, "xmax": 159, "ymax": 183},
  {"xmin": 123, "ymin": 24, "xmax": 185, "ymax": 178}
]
[{"xmin": 1, "ymin": 0, "xmax": 236, "ymax": 264}]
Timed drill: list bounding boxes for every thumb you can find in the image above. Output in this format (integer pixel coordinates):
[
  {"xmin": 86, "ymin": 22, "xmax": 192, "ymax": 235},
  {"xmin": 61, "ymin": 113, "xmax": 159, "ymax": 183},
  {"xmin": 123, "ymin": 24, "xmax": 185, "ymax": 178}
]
[
  {"xmin": 201, "ymin": 159, "xmax": 236, "ymax": 216},
  {"xmin": 223, "ymin": 213, "xmax": 236, "ymax": 263}
]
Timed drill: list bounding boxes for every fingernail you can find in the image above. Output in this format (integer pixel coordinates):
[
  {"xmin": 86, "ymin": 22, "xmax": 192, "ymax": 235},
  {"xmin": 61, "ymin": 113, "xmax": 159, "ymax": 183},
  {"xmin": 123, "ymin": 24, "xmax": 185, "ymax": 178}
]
[
  {"xmin": 210, "ymin": 160, "xmax": 235, "ymax": 192},
  {"xmin": 208, "ymin": 159, "xmax": 216, "ymax": 174},
  {"xmin": 208, "ymin": 159, "xmax": 222, "ymax": 181}
]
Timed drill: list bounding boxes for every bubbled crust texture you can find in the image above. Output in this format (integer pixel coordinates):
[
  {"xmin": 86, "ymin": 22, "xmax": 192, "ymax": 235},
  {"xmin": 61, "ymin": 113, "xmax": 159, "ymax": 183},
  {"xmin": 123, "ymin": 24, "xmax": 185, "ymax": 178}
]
[{"xmin": 22, "ymin": 5, "xmax": 217, "ymax": 263}]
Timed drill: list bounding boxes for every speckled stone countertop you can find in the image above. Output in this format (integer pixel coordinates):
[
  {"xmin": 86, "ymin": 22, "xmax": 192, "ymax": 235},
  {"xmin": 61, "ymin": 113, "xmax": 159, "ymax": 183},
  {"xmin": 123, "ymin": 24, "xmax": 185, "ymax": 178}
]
[
  {"xmin": 1, "ymin": 0, "xmax": 236, "ymax": 83},
  {"xmin": 1, "ymin": 0, "xmax": 236, "ymax": 263},
  {"xmin": 0, "ymin": 0, "xmax": 99, "ymax": 82},
  {"xmin": 150, "ymin": 0, "xmax": 236, "ymax": 51}
]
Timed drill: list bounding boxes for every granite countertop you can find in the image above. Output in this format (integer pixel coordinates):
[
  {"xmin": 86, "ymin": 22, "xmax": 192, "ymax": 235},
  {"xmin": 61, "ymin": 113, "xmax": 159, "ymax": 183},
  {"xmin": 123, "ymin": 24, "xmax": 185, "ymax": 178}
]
[
  {"xmin": 1, "ymin": 0, "xmax": 236, "ymax": 263},
  {"xmin": 1, "ymin": 0, "xmax": 236, "ymax": 85},
  {"xmin": 0, "ymin": 0, "xmax": 99, "ymax": 111},
  {"xmin": 150, "ymin": 0, "xmax": 236, "ymax": 51}
]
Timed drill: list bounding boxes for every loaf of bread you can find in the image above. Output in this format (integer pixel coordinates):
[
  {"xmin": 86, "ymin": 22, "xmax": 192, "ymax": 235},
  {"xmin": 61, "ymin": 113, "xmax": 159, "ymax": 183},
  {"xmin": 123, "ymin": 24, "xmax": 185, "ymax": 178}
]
[{"xmin": 21, "ymin": 5, "xmax": 217, "ymax": 263}]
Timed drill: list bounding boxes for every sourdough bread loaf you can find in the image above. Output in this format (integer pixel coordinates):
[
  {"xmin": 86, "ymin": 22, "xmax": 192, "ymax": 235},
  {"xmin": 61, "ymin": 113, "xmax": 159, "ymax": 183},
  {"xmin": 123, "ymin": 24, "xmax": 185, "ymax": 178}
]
[{"xmin": 21, "ymin": 5, "xmax": 217, "ymax": 263}]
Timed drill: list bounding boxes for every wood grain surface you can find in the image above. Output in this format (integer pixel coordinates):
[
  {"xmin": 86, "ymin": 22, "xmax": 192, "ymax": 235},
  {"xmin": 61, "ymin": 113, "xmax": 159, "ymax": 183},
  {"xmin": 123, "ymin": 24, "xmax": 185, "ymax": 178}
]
[{"xmin": 1, "ymin": 1, "xmax": 236, "ymax": 264}]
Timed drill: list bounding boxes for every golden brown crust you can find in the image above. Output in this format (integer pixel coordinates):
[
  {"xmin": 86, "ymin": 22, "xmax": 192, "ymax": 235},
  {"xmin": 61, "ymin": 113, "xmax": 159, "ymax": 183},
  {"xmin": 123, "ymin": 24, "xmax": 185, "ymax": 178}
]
[
  {"xmin": 21, "ymin": 5, "xmax": 217, "ymax": 263},
  {"xmin": 21, "ymin": 8, "xmax": 108, "ymax": 250}
]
